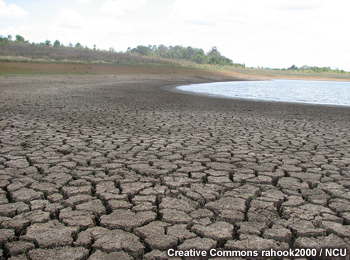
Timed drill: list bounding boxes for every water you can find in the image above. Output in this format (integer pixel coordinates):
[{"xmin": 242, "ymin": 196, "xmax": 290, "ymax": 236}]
[{"xmin": 177, "ymin": 79, "xmax": 350, "ymax": 107}]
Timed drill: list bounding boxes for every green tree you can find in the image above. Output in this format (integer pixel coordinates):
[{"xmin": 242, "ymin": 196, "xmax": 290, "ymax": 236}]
[
  {"xmin": 207, "ymin": 46, "xmax": 221, "ymax": 64},
  {"xmin": 127, "ymin": 44, "xmax": 235, "ymax": 66},
  {"xmin": 186, "ymin": 46, "xmax": 195, "ymax": 60},
  {"xmin": 131, "ymin": 45, "xmax": 149, "ymax": 56},
  {"xmin": 194, "ymin": 54, "xmax": 206, "ymax": 64},
  {"xmin": 53, "ymin": 40, "xmax": 61, "ymax": 47},
  {"xmin": 15, "ymin": 35, "xmax": 27, "ymax": 43},
  {"xmin": 45, "ymin": 40, "xmax": 51, "ymax": 46},
  {"xmin": 0, "ymin": 35, "xmax": 9, "ymax": 44},
  {"xmin": 74, "ymin": 42, "xmax": 82, "ymax": 48},
  {"xmin": 155, "ymin": 44, "xmax": 168, "ymax": 58},
  {"xmin": 172, "ymin": 46, "xmax": 183, "ymax": 59}
]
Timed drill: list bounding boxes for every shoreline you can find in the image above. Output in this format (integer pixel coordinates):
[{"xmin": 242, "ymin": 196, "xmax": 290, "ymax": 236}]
[{"xmin": 168, "ymin": 80, "xmax": 350, "ymax": 109}]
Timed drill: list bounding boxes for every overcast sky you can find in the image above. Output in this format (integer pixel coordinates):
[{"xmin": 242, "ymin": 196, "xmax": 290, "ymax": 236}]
[{"xmin": 1, "ymin": 0, "xmax": 349, "ymax": 70}]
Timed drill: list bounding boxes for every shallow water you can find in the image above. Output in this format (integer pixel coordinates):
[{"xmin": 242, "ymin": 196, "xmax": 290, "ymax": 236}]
[{"xmin": 177, "ymin": 79, "xmax": 350, "ymax": 107}]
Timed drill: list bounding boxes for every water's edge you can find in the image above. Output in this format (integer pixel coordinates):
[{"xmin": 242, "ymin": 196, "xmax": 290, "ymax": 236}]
[{"xmin": 175, "ymin": 80, "xmax": 350, "ymax": 107}]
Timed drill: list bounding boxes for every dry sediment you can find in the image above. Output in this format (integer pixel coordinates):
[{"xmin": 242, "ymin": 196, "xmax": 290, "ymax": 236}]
[{"xmin": 0, "ymin": 72, "xmax": 350, "ymax": 259}]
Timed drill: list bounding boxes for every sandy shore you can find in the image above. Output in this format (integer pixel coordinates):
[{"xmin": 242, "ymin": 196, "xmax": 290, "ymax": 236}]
[{"xmin": 1, "ymin": 71, "xmax": 350, "ymax": 259}]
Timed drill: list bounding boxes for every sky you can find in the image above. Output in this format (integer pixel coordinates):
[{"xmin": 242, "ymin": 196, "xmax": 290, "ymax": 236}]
[{"xmin": 1, "ymin": 0, "xmax": 349, "ymax": 71}]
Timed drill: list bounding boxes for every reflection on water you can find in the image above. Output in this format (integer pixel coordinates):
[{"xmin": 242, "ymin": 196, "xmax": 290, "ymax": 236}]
[{"xmin": 177, "ymin": 80, "xmax": 350, "ymax": 107}]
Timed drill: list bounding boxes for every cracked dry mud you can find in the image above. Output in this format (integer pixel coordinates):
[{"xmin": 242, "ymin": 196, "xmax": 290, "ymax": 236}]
[{"xmin": 0, "ymin": 72, "xmax": 350, "ymax": 259}]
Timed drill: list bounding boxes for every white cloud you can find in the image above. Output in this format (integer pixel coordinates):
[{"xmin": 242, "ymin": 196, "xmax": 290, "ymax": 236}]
[
  {"xmin": 51, "ymin": 8, "xmax": 134, "ymax": 49},
  {"xmin": 77, "ymin": 0, "xmax": 92, "ymax": 4},
  {"xmin": 169, "ymin": 0, "xmax": 240, "ymax": 25},
  {"xmin": 0, "ymin": 0, "xmax": 29, "ymax": 18},
  {"xmin": 0, "ymin": 26, "xmax": 18, "ymax": 37},
  {"xmin": 269, "ymin": 0, "xmax": 323, "ymax": 10},
  {"xmin": 55, "ymin": 8, "xmax": 132, "ymax": 33},
  {"xmin": 56, "ymin": 9, "xmax": 85, "ymax": 29},
  {"xmin": 100, "ymin": 1, "xmax": 124, "ymax": 16},
  {"xmin": 100, "ymin": 0, "xmax": 146, "ymax": 16}
]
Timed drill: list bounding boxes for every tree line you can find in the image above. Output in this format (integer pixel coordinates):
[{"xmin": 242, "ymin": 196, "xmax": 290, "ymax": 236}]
[
  {"xmin": 0, "ymin": 34, "xmax": 89, "ymax": 49},
  {"xmin": 0, "ymin": 34, "xmax": 187, "ymax": 67},
  {"xmin": 0, "ymin": 34, "xmax": 244, "ymax": 67},
  {"xmin": 127, "ymin": 45, "xmax": 243, "ymax": 66},
  {"xmin": 286, "ymin": 64, "xmax": 346, "ymax": 74}
]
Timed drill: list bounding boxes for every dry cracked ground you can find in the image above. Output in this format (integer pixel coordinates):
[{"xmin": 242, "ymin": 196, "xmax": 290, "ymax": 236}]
[{"xmin": 0, "ymin": 73, "xmax": 350, "ymax": 259}]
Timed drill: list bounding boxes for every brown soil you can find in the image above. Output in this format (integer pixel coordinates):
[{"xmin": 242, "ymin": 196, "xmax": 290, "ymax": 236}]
[
  {"xmin": 0, "ymin": 62, "xmax": 259, "ymax": 80},
  {"xmin": 0, "ymin": 66, "xmax": 350, "ymax": 259}
]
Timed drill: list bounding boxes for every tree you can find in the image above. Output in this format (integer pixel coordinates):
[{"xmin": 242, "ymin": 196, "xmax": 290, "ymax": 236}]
[
  {"xmin": 155, "ymin": 44, "xmax": 168, "ymax": 57},
  {"xmin": 194, "ymin": 54, "xmax": 206, "ymax": 64},
  {"xmin": 207, "ymin": 46, "xmax": 220, "ymax": 64},
  {"xmin": 126, "ymin": 44, "xmax": 235, "ymax": 66},
  {"xmin": 74, "ymin": 42, "xmax": 82, "ymax": 48},
  {"xmin": 53, "ymin": 40, "xmax": 61, "ymax": 47},
  {"xmin": 186, "ymin": 46, "xmax": 195, "ymax": 60},
  {"xmin": 172, "ymin": 46, "xmax": 183, "ymax": 59},
  {"xmin": 45, "ymin": 40, "xmax": 51, "ymax": 46},
  {"xmin": 0, "ymin": 35, "xmax": 9, "ymax": 44},
  {"xmin": 131, "ymin": 45, "xmax": 149, "ymax": 56},
  {"xmin": 15, "ymin": 35, "xmax": 26, "ymax": 43}
]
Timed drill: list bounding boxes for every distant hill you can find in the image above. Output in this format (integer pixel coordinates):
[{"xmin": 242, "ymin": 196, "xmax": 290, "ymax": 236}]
[
  {"xmin": 0, "ymin": 34, "xmax": 244, "ymax": 68},
  {"xmin": 1, "ymin": 35, "xmax": 349, "ymax": 78}
]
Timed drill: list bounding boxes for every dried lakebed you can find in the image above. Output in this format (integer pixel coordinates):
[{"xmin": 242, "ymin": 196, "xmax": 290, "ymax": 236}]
[{"xmin": 0, "ymin": 74, "xmax": 350, "ymax": 259}]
